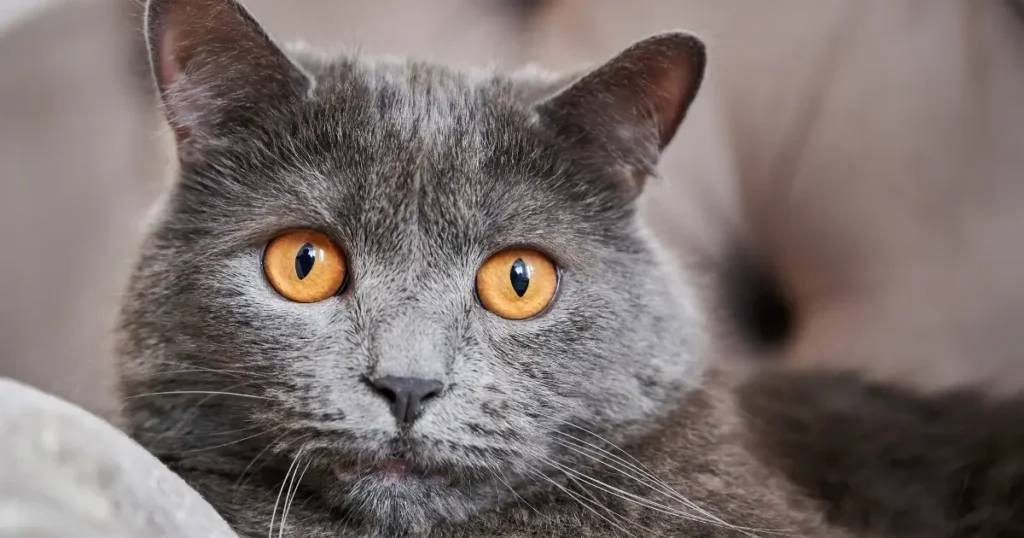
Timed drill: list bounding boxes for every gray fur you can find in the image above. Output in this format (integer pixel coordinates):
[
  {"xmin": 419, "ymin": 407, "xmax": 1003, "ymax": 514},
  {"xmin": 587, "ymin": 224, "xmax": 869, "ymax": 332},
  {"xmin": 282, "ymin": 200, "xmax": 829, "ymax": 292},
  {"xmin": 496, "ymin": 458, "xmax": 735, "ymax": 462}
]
[{"xmin": 118, "ymin": 0, "xmax": 833, "ymax": 536}]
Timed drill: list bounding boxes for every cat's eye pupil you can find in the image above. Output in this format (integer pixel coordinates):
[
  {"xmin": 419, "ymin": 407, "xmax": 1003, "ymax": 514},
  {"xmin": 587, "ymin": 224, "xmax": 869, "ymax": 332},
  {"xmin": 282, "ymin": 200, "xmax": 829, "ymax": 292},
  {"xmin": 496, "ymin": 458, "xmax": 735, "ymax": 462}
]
[
  {"xmin": 510, "ymin": 258, "xmax": 530, "ymax": 297},
  {"xmin": 295, "ymin": 243, "xmax": 316, "ymax": 280}
]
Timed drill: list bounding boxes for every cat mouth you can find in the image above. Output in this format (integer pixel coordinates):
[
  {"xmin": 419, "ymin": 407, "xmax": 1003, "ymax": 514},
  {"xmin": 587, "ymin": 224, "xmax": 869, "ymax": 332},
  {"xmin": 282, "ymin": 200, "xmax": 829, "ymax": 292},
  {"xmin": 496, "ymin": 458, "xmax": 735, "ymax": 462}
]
[
  {"xmin": 332, "ymin": 450, "xmax": 450, "ymax": 484},
  {"xmin": 327, "ymin": 437, "xmax": 502, "ymax": 488},
  {"xmin": 377, "ymin": 456, "xmax": 413, "ymax": 476},
  {"xmin": 368, "ymin": 453, "xmax": 426, "ymax": 478}
]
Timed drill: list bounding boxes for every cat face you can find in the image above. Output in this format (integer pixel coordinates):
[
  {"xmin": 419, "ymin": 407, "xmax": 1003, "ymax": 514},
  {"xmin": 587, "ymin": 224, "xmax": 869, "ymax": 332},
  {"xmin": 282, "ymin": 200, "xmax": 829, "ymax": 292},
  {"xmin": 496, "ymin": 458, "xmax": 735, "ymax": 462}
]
[{"xmin": 119, "ymin": 0, "xmax": 706, "ymax": 533}]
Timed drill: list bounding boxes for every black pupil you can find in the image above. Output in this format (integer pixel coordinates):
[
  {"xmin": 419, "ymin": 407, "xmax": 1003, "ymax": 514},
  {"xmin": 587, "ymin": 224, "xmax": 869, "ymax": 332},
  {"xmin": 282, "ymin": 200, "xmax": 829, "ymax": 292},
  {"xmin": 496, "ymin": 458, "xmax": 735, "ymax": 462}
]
[
  {"xmin": 510, "ymin": 259, "xmax": 530, "ymax": 297},
  {"xmin": 295, "ymin": 243, "xmax": 316, "ymax": 280}
]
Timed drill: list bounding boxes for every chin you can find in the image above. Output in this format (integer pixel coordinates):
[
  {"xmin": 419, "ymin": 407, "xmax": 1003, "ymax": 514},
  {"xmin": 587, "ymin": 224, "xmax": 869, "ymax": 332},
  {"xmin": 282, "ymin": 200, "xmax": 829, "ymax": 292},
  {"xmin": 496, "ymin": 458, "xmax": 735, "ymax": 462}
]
[{"xmin": 328, "ymin": 461, "xmax": 485, "ymax": 536}]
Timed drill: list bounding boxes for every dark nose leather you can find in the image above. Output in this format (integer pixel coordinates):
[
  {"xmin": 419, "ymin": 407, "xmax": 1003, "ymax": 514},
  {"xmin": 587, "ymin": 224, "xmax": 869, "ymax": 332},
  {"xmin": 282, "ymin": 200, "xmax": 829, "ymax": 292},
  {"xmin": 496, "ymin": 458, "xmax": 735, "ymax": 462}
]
[{"xmin": 368, "ymin": 376, "xmax": 444, "ymax": 425}]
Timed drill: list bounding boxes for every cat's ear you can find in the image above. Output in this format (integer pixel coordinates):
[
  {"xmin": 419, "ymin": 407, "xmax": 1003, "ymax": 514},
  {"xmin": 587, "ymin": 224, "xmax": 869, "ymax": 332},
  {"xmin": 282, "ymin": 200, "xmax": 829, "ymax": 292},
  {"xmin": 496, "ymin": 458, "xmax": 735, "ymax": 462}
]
[
  {"xmin": 535, "ymin": 32, "xmax": 706, "ymax": 193},
  {"xmin": 145, "ymin": 0, "xmax": 311, "ymax": 143}
]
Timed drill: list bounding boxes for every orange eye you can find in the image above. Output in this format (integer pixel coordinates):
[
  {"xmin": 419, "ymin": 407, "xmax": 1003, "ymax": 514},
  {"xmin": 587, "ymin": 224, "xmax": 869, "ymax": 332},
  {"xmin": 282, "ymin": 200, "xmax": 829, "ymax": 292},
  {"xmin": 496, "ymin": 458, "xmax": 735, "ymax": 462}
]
[
  {"xmin": 263, "ymin": 230, "xmax": 347, "ymax": 303},
  {"xmin": 475, "ymin": 248, "xmax": 558, "ymax": 320}
]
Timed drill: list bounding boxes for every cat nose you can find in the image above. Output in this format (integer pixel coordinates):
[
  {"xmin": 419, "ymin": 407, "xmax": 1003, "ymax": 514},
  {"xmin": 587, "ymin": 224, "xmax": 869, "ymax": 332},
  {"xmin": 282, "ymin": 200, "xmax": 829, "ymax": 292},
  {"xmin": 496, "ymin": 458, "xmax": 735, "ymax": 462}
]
[{"xmin": 367, "ymin": 376, "xmax": 444, "ymax": 425}]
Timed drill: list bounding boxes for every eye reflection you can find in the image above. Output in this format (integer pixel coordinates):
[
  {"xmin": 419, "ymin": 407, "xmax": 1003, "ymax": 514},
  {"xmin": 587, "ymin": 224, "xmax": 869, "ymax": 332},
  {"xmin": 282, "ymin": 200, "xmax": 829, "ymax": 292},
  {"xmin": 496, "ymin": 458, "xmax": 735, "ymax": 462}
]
[{"xmin": 295, "ymin": 243, "xmax": 316, "ymax": 280}]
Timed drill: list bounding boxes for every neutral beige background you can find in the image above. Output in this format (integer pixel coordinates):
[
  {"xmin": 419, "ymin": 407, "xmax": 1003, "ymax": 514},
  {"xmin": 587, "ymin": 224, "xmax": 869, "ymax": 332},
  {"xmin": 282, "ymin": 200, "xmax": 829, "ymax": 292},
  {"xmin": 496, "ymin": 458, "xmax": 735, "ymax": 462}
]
[{"xmin": 1, "ymin": 0, "xmax": 1022, "ymax": 418}]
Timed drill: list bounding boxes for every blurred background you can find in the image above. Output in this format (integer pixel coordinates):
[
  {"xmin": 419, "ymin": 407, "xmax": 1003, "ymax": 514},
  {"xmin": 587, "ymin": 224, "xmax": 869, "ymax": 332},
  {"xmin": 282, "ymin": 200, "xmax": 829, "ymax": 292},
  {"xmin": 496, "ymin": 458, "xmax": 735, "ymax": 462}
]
[{"xmin": 1, "ymin": 0, "xmax": 1023, "ymax": 418}]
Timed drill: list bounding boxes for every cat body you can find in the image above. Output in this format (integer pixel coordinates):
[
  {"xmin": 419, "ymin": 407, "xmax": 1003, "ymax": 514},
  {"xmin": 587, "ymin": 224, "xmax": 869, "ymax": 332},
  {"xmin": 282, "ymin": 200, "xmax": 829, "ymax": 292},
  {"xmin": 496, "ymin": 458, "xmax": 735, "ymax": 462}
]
[{"xmin": 116, "ymin": 1, "xmax": 1023, "ymax": 537}]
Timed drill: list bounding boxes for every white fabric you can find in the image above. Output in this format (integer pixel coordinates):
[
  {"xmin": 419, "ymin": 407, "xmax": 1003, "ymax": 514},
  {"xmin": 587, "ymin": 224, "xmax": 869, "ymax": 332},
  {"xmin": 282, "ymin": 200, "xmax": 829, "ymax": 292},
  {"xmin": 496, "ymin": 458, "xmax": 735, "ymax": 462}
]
[{"xmin": 0, "ymin": 378, "xmax": 237, "ymax": 538}]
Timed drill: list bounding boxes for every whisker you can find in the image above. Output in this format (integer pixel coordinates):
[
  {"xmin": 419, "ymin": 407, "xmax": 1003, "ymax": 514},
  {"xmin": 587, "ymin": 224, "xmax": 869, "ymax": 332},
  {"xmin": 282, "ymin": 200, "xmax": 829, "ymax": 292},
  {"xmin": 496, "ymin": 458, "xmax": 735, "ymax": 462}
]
[
  {"xmin": 280, "ymin": 456, "xmax": 313, "ymax": 538},
  {"xmin": 489, "ymin": 468, "xmax": 544, "ymax": 519},
  {"xmin": 547, "ymin": 420, "xmax": 690, "ymax": 495},
  {"xmin": 127, "ymin": 368, "xmax": 246, "ymax": 380},
  {"xmin": 523, "ymin": 463, "xmax": 636, "ymax": 538},
  {"xmin": 521, "ymin": 409, "xmax": 787, "ymax": 535},
  {"xmin": 268, "ymin": 449, "xmax": 303, "ymax": 538},
  {"xmin": 138, "ymin": 423, "xmax": 267, "ymax": 439},
  {"xmin": 535, "ymin": 416, "xmax": 737, "ymax": 528},
  {"xmin": 548, "ymin": 434, "xmax": 779, "ymax": 536},
  {"xmin": 548, "ymin": 436, "xmax": 681, "ymax": 500},
  {"xmin": 138, "ymin": 359, "xmax": 274, "ymax": 379},
  {"xmin": 123, "ymin": 390, "xmax": 274, "ymax": 401},
  {"xmin": 549, "ymin": 434, "xmax": 716, "ymax": 518},
  {"xmin": 538, "ymin": 453, "xmax": 726, "ymax": 528},
  {"xmin": 550, "ymin": 458, "xmax": 644, "ymax": 532},
  {"xmin": 234, "ymin": 431, "xmax": 293, "ymax": 495},
  {"xmin": 180, "ymin": 425, "xmax": 284, "ymax": 454},
  {"xmin": 121, "ymin": 380, "xmax": 273, "ymax": 449}
]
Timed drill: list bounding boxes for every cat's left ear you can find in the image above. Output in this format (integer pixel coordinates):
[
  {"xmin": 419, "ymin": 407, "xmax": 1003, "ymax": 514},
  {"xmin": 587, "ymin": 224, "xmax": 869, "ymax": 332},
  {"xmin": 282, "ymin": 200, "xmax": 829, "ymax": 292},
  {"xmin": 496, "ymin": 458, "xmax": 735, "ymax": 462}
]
[
  {"xmin": 145, "ymin": 0, "xmax": 311, "ymax": 144},
  {"xmin": 535, "ymin": 32, "xmax": 706, "ymax": 194}
]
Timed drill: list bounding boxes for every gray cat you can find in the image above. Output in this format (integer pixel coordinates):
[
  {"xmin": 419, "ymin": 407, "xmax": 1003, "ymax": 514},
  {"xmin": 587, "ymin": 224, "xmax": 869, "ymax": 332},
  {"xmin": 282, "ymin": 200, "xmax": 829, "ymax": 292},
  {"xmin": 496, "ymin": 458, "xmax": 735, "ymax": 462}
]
[{"xmin": 115, "ymin": 1, "xmax": 1023, "ymax": 537}]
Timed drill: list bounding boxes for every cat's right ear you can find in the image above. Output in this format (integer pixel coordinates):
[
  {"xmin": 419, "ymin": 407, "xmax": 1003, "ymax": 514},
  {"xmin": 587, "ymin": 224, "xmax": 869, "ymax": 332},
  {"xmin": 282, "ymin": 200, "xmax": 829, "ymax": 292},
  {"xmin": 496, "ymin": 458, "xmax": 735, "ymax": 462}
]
[
  {"xmin": 534, "ymin": 33, "xmax": 706, "ymax": 197},
  {"xmin": 145, "ymin": 0, "xmax": 310, "ymax": 144}
]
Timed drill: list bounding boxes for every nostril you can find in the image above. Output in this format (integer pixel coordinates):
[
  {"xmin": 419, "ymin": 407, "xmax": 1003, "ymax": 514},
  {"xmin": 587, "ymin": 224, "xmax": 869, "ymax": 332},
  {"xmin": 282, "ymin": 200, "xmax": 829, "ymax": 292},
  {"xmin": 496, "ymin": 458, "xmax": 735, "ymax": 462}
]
[
  {"xmin": 420, "ymin": 385, "xmax": 441, "ymax": 403},
  {"xmin": 364, "ymin": 376, "xmax": 398, "ymax": 403}
]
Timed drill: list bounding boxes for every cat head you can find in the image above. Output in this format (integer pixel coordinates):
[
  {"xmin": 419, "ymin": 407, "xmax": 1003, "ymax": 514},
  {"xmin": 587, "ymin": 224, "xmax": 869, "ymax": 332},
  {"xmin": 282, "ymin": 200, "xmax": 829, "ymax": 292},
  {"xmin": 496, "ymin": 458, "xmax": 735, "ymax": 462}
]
[{"xmin": 120, "ymin": 0, "xmax": 707, "ymax": 533}]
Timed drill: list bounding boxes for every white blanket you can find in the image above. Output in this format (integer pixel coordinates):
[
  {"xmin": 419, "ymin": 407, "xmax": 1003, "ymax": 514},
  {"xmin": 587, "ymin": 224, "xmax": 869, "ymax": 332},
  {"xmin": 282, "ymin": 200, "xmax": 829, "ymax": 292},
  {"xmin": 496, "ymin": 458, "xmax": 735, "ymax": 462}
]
[{"xmin": 0, "ymin": 378, "xmax": 237, "ymax": 538}]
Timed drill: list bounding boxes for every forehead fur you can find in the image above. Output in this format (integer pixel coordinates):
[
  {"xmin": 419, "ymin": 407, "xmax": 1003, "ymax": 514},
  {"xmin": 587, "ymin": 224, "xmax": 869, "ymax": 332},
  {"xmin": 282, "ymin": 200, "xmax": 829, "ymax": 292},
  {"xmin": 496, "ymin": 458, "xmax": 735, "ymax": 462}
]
[{"xmin": 163, "ymin": 50, "xmax": 635, "ymax": 268}]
